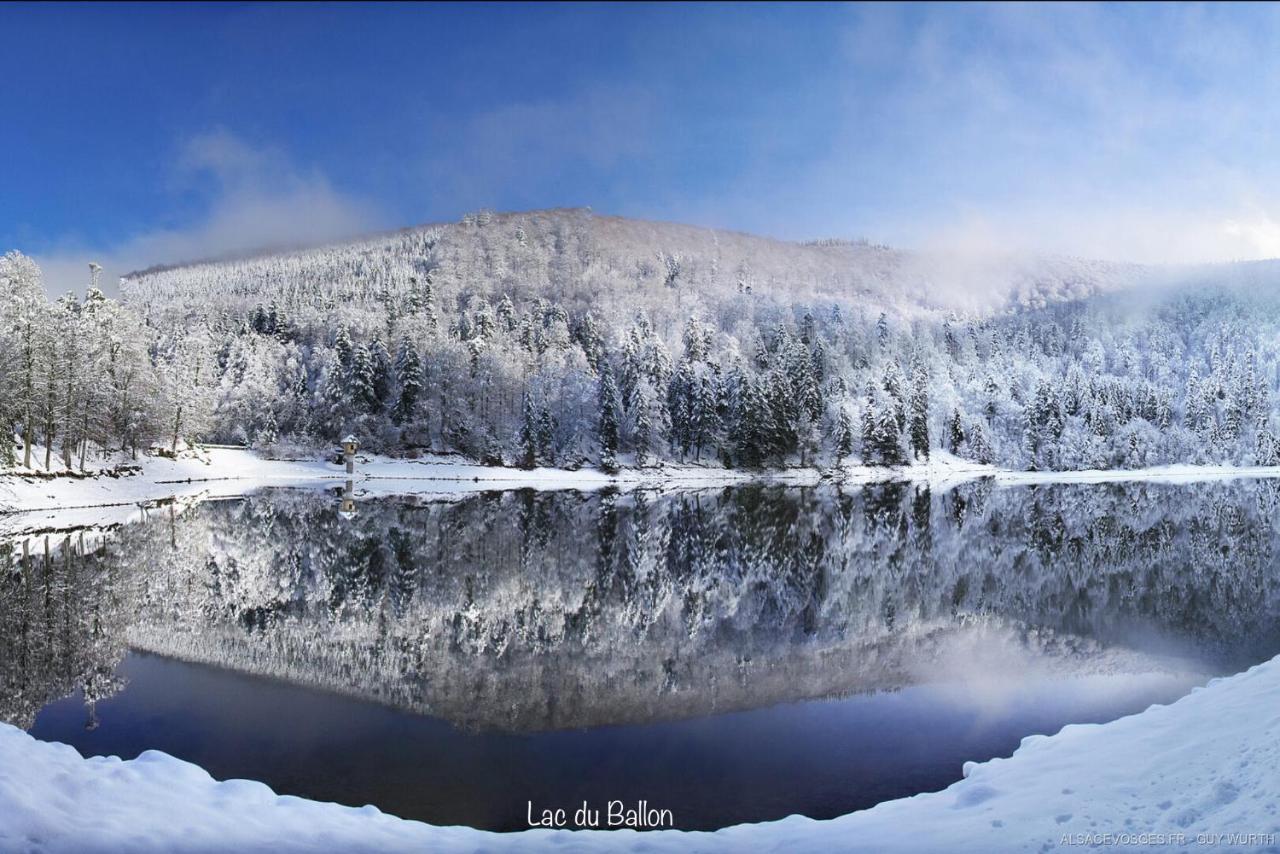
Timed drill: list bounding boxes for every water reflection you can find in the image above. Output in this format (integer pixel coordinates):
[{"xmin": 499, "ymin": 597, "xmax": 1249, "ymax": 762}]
[{"xmin": 6, "ymin": 480, "xmax": 1280, "ymax": 734}]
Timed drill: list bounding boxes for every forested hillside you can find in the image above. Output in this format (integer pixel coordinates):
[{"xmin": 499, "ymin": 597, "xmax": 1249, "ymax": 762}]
[{"xmin": 6, "ymin": 209, "xmax": 1280, "ymax": 472}]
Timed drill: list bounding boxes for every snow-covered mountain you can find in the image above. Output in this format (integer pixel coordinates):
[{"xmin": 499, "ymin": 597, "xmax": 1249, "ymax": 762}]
[
  {"xmin": 119, "ymin": 207, "xmax": 1148, "ymax": 324},
  {"xmin": 9, "ymin": 211, "xmax": 1280, "ymax": 475}
]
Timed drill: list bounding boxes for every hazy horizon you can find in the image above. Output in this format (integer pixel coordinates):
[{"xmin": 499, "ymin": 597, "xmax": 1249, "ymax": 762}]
[{"xmin": 8, "ymin": 3, "xmax": 1280, "ymax": 293}]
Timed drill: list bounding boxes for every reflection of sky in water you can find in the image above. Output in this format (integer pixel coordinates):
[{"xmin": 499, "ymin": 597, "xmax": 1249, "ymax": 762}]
[
  {"xmin": 7, "ymin": 479, "xmax": 1280, "ymax": 830},
  {"xmin": 30, "ymin": 651, "xmax": 1203, "ymax": 832}
]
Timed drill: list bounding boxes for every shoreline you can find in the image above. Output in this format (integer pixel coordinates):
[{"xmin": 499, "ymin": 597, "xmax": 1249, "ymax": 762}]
[{"xmin": 5, "ymin": 448, "xmax": 1280, "ymax": 524}]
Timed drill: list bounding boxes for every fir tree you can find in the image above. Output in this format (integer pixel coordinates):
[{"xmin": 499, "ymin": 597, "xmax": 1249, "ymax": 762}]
[
  {"xmin": 368, "ymin": 338, "xmax": 392, "ymax": 408},
  {"xmin": 351, "ymin": 344, "xmax": 379, "ymax": 414},
  {"xmin": 392, "ymin": 338, "xmax": 422, "ymax": 425},
  {"xmin": 908, "ymin": 362, "xmax": 929, "ymax": 460},
  {"xmin": 947, "ymin": 408, "xmax": 965, "ymax": 454},
  {"xmin": 518, "ymin": 391, "xmax": 539, "ymax": 469},
  {"xmin": 496, "ymin": 294, "xmax": 516, "ymax": 333},
  {"xmin": 835, "ymin": 407, "xmax": 855, "ymax": 460},
  {"xmin": 966, "ymin": 420, "xmax": 994, "ymax": 464},
  {"xmin": 334, "ymin": 326, "xmax": 355, "ymax": 376},
  {"xmin": 598, "ymin": 363, "xmax": 621, "ymax": 471},
  {"xmin": 536, "ymin": 404, "xmax": 555, "ymax": 465}
]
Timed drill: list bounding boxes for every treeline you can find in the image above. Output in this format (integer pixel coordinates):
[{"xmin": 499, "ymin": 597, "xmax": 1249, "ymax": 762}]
[
  {"xmin": 0, "ymin": 251, "xmax": 190, "ymax": 469},
  {"xmin": 164, "ymin": 271, "xmax": 1280, "ymax": 472},
  {"xmin": 10, "ymin": 205, "xmax": 1280, "ymax": 473}
]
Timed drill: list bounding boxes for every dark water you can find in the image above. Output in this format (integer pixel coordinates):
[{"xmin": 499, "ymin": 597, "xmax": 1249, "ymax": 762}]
[{"xmin": 5, "ymin": 480, "xmax": 1280, "ymax": 831}]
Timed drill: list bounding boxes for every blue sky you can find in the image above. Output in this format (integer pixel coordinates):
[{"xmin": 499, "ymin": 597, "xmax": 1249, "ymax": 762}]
[{"xmin": 6, "ymin": 2, "xmax": 1280, "ymax": 291}]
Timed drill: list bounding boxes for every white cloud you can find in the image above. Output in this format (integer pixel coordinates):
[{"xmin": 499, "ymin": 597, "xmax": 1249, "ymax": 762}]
[
  {"xmin": 768, "ymin": 3, "xmax": 1280, "ymax": 265},
  {"xmin": 35, "ymin": 129, "xmax": 383, "ymax": 296}
]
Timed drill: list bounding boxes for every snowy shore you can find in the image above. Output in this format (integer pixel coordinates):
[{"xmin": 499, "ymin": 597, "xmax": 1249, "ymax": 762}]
[
  {"xmin": 3, "ymin": 653, "xmax": 1278, "ymax": 853},
  {"xmin": 0, "ymin": 446, "xmax": 974, "ymax": 522},
  {"xmin": 8, "ymin": 445, "xmax": 1280, "ymax": 524}
]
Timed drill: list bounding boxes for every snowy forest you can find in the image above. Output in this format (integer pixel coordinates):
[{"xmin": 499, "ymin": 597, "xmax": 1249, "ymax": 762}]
[{"xmin": 7, "ymin": 208, "xmax": 1280, "ymax": 472}]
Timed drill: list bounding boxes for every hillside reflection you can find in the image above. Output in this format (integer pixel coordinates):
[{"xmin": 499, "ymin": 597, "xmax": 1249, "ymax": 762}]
[{"xmin": 5, "ymin": 480, "xmax": 1280, "ymax": 732}]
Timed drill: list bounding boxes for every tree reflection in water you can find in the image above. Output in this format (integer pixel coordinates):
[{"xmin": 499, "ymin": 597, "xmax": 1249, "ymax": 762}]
[{"xmin": 5, "ymin": 479, "xmax": 1280, "ymax": 733}]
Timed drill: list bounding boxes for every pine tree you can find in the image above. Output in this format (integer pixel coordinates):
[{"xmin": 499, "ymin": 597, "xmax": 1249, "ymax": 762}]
[
  {"xmin": 947, "ymin": 408, "xmax": 965, "ymax": 454},
  {"xmin": 883, "ymin": 362, "xmax": 907, "ymax": 431},
  {"xmin": 577, "ymin": 312, "xmax": 606, "ymax": 373},
  {"xmin": 727, "ymin": 366, "xmax": 765, "ymax": 467},
  {"xmin": 334, "ymin": 326, "xmax": 355, "ymax": 376},
  {"xmin": 681, "ymin": 317, "xmax": 712, "ymax": 362},
  {"xmin": 536, "ymin": 404, "xmax": 555, "ymax": 465},
  {"xmin": 908, "ymin": 362, "xmax": 929, "ymax": 460},
  {"xmin": 764, "ymin": 369, "xmax": 797, "ymax": 463},
  {"xmin": 1255, "ymin": 429, "xmax": 1280, "ymax": 466},
  {"xmin": 472, "ymin": 298, "xmax": 495, "ymax": 341},
  {"xmin": 421, "ymin": 275, "xmax": 439, "ymax": 333},
  {"xmin": 351, "ymin": 344, "xmax": 379, "ymax": 414},
  {"xmin": 496, "ymin": 294, "xmax": 516, "ymax": 333},
  {"xmin": 835, "ymin": 407, "xmax": 855, "ymax": 460},
  {"xmin": 598, "ymin": 363, "xmax": 621, "ymax": 471},
  {"xmin": 966, "ymin": 421, "xmax": 994, "ymax": 464},
  {"xmin": 633, "ymin": 389, "xmax": 655, "ymax": 466},
  {"xmin": 667, "ymin": 361, "xmax": 695, "ymax": 460},
  {"xmin": 873, "ymin": 407, "xmax": 905, "ymax": 466},
  {"xmin": 369, "ymin": 338, "xmax": 392, "ymax": 408},
  {"xmin": 319, "ymin": 353, "xmax": 349, "ymax": 438},
  {"xmin": 518, "ymin": 391, "xmax": 539, "ymax": 469},
  {"xmin": 392, "ymin": 338, "xmax": 422, "ymax": 425},
  {"xmin": 860, "ymin": 390, "xmax": 878, "ymax": 464},
  {"xmin": 693, "ymin": 368, "xmax": 721, "ymax": 460}
]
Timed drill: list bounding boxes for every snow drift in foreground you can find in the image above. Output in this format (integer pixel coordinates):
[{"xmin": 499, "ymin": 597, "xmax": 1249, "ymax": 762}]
[{"xmin": 3, "ymin": 655, "xmax": 1279, "ymax": 853}]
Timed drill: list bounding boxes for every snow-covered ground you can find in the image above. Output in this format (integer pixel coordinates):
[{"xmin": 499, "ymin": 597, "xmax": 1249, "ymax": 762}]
[
  {"xmin": 0, "ymin": 447, "xmax": 795, "ymax": 524},
  {"xmin": 3, "ymin": 653, "xmax": 1278, "ymax": 853},
  {"xmin": 8, "ymin": 446, "xmax": 1280, "ymax": 533}
]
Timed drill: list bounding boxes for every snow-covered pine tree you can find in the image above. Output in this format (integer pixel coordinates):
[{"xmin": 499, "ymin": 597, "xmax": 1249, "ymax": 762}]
[
  {"xmin": 597, "ymin": 362, "xmax": 621, "ymax": 472},
  {"xmin": 834, "ymin": 406, "xmax": 855, "ymax": 461},
  {"xmin": 908, "ymin": 361, "xmax": 929, "ymax": 461},
  {"xmin": 351, "ymin": 344, "xmax": 379, "ymax": 415},
  {"xmin": 392, "ymin": 338, "xmax": 423, "ymax": 426},
  {"xmin": 947, "ymin": 408, "xmax": 965, "ymax": 454},
  {"xmin": 518, "ymin": 391, "xmax": 539, "ymax": 470}
]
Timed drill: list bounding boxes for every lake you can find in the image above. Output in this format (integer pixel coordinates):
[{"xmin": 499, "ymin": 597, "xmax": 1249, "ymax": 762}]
[{"xmin": 4, "ymin": 480, "xmax": 1280, "ymax": 831}]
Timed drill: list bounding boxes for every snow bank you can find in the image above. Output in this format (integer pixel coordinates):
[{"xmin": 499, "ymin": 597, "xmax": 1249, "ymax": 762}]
[
  {"xmin": 994, "ymin": 462, "xmax": 1280, "ymax": 487},
  {"xmin": 0, "ymin": 448, "xmax": 816, "ymax": 524},
  {"xmin": 8, "ymin": 446, "xmax": 1280, "ymax": 532},
  {"xmin": 4, "ymin": 654, "xmax": 1279, "ymax": 852}
]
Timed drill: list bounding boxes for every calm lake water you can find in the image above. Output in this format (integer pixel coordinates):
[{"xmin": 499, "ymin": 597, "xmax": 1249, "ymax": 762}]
[{"xmin": 5, "ymin": 480, "xmax": 1280, "ymax": 831}]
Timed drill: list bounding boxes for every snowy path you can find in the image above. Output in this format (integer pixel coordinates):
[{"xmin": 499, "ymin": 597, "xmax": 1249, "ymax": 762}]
[{"xmin": 3, "ymin": 654, "xmax": 1278, "ymax": 852}]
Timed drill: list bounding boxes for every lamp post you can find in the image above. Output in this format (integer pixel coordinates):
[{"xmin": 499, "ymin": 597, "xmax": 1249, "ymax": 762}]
[
  {"xmin": 341, "ymin": 434, "xmax": 359, "ymax": 475},
  {"xmin": 338, "ymin": 435, "xmax": 359, "ymax": 519}
]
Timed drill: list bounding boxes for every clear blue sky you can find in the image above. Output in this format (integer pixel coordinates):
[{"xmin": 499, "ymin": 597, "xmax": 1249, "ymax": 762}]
[{"xmin": 5, "ymin": 2, "xmax": 1280, "ymax": 291}]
